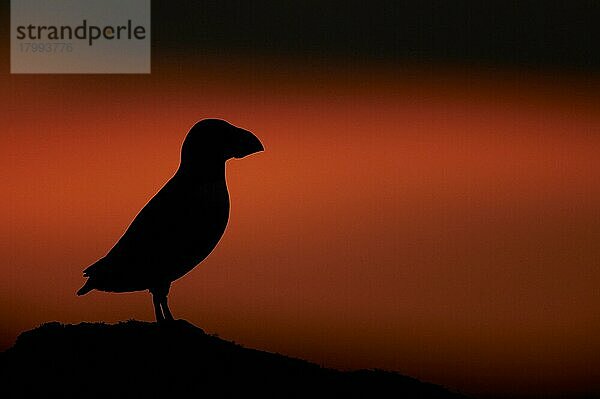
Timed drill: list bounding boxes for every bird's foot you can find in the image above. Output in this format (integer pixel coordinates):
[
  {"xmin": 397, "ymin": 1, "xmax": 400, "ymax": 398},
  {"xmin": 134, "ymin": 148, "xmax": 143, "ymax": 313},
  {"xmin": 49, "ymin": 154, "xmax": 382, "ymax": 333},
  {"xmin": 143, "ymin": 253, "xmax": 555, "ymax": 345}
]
[{"xmin": 156, "ymin": 318, "xmax": 179, "ymax": 327}]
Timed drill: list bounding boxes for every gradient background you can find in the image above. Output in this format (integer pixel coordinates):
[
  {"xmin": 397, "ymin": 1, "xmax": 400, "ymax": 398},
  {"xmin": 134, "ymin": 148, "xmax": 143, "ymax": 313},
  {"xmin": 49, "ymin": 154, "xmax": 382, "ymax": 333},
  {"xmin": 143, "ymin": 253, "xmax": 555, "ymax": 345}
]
[{"xmin": 1, "ymin": 2, "xmax": 600, "ymax": 398}]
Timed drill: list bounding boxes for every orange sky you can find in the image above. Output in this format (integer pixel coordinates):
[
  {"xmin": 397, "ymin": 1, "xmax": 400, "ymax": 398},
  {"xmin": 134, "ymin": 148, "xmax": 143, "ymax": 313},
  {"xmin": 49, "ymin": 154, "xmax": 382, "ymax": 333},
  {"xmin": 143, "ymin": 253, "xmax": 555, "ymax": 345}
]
[{"xmin": 1, "ymin": 61, "xmax": 600, "ymax": 397}]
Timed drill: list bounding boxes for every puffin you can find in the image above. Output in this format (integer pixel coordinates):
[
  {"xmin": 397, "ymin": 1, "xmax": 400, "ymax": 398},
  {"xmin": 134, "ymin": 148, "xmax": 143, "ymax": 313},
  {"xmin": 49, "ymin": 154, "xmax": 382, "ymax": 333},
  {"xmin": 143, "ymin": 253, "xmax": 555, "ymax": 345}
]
[{"xmin": 77, "ymin": 119, "xmax": 264, "ymax": 322}]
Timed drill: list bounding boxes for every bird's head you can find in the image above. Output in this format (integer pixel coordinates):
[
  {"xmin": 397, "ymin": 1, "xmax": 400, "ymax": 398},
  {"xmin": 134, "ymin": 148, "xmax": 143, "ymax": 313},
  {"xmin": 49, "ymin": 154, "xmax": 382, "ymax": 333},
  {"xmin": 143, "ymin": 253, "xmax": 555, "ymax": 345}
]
[{"xmin": 181, "ymin": 119, "xmax": 264, "ymax": 165}]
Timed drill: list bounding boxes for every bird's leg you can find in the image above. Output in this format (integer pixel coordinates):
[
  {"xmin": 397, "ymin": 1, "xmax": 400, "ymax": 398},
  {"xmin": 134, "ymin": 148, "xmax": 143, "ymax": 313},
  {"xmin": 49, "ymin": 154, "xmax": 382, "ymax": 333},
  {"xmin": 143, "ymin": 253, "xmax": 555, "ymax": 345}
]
[
  {"xmin": 158, "ymin": 282, "xmax": 174, "ymax": 321},
  {"xmin": 161, "ymin": 295, "xmax": 174, "ymax": 321},
  {"xmin": 151, "ymin": 283, "xmax": 173, "ymax": 323},
  {"xmin": 151, "ymin": 292, "xmax": 165, "ymax": 323}
]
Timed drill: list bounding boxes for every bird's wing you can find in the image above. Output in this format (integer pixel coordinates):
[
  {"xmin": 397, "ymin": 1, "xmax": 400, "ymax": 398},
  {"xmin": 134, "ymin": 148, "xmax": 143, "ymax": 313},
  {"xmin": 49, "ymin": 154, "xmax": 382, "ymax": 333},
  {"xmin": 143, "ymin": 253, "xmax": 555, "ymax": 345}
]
[
  {"xmin": 83, "ymin": 173, "xmax": 230, "ymax": 286},
  {"xmin": 81, "ymin": 196, "xmax": 175, "ymax": 277},
  {"xmin": 110, "ymin": 178, "xmax": 187, "ymax": 259},
  {"xmin": 85, "ymin": 176, "xmax": 190, "ymax": 276},
  {"xmin": 83, "ymin": 256, "xmax": 109, "ymax": 276}
]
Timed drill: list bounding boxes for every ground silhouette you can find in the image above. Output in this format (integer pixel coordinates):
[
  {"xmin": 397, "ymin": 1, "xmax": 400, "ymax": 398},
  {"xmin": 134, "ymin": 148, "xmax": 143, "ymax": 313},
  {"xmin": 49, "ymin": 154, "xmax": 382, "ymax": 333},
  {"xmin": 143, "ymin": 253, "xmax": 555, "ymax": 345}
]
[
  {"xmin": 77, "ymin": 119, "xmax": 264, "ymax": 322},
  {"xmin": 0, "ymin": 320, "xmax": 466, "ymax": 398}
]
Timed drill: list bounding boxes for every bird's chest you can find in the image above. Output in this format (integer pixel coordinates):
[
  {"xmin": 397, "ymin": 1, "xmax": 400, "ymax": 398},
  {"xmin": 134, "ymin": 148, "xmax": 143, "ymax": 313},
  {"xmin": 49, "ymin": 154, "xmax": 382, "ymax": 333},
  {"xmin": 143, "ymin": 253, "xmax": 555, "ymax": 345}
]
[{"xmin": 178, "ymin": 183, "xmax": 230, "ymax": 246}]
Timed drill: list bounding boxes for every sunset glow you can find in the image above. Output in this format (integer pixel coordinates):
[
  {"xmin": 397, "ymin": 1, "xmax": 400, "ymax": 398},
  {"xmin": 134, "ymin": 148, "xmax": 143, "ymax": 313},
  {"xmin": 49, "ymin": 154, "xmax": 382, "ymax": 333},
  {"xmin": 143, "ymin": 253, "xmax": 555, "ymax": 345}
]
[{"xmin": 1, "ymin": 60, "xmax": 600, "ymax": 397}]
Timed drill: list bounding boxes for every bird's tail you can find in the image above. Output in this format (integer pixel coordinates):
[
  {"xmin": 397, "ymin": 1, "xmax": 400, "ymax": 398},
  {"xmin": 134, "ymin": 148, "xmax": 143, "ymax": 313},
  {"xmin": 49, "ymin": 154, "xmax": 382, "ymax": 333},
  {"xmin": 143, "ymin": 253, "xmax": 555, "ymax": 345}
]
[{"xmin": 77, "ymin": 280, "xmax": 95, "ymax": 296}]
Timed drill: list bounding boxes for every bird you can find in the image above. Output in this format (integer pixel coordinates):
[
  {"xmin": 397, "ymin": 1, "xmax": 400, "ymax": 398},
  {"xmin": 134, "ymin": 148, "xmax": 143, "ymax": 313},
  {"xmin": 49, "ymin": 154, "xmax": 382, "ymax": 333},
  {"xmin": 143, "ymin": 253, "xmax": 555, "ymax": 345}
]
[{"xmin": 77, "ymin": 119, "xmax": 264, "ymax": 323}]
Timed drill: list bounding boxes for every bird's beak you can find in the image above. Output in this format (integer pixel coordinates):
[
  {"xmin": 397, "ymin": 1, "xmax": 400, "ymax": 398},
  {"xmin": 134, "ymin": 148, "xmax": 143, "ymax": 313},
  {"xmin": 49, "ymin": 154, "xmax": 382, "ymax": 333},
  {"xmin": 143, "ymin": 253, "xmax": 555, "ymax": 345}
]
[{"xmin": 233, "ymin": 128, "xmax": 264, "ymax": 159}]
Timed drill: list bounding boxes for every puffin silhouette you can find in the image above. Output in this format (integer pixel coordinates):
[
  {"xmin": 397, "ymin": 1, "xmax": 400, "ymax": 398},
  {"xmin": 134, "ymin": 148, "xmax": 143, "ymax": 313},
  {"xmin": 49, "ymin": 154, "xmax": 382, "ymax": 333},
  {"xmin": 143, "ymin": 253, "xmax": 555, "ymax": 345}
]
[{"xmin": 77, "ymin": 119, "xmax": 264, "ymax": 322}]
